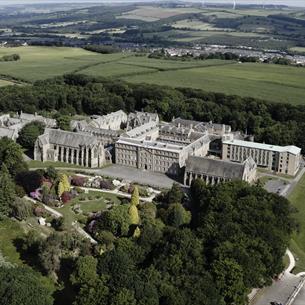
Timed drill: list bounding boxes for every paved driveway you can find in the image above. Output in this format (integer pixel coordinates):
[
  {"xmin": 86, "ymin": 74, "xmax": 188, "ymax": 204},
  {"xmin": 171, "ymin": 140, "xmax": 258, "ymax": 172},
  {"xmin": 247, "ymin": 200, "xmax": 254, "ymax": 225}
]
[
  {"xmin": 254, "ymin": 273, "xmax": 302, "ymax": 305},
  {"xmin": 293, "ymin": 284, "xmax": 305, "ymax": 305},
  {"xmin": 97, "ymin": 165, "xmax": 177, "ymax": 189}
]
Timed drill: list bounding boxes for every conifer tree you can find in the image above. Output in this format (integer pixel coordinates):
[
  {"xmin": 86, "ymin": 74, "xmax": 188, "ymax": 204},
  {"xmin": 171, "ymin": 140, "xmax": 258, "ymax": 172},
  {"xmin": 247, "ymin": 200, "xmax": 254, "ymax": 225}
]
[
  {"xmin": 130, "ymin": 186, "xmax": 139, "ymax": 206},
  {"xmin": 129, "ymin": 204, "xmax": 140, "ymax": 225},
  {"xmin": 0, "ymin": 164, "xmax": 16, "ymax": 218}
]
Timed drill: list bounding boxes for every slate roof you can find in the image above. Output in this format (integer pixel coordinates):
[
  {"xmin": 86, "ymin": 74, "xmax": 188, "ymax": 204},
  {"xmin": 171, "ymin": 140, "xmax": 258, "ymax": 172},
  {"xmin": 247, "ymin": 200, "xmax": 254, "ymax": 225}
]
[
  {"xmin": 186, "ymin": 156, "xmax": 246, "ymax": 179},
  {"xmin": 0, "ymin": 127, "xmax": 16, "ymax": 139},
  {"xmin": 38, "ymin": 129, "xmax": 99, "ymax": 148}
]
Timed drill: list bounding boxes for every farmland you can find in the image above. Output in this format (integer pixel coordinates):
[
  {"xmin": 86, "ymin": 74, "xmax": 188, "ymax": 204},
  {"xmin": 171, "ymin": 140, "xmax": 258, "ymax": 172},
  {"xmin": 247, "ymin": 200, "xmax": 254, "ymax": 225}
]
[
  {"xmin": 122, "ymin": 61, "xmax": 305, "ymax": 105},
  {"xmin": 0, "ymin": 46, "xmax": 128, "ymax": 82},
  {"xmin": 1, "ymin": 46, "xmax": 305, "ymax": 105},
  {"xmin": 117, "ymin": 6, "xmax": 202, "ymax": 22}
]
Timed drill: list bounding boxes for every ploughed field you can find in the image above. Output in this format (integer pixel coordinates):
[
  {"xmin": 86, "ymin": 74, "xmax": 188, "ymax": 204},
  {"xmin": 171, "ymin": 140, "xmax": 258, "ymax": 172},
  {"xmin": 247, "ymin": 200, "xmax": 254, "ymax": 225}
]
[{"xmin": 1, "ymin": 46, "xmax": 305, "ymax": 105}]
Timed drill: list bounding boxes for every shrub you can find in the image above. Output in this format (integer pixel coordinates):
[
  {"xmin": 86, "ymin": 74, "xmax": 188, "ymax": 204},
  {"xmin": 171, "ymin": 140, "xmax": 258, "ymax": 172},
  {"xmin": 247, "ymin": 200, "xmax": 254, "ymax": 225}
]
[
  {"xmin": 100, "ymin": 180, "xmax": 115, "ymax": 190},
  {"xmin": 61, "ymin": 192, "xmax": 72, "ymax": 204},
  {"xmin": 16, "ymin": 171, "xmax": 43, "ymax": 194},
  {"xmin": 15, "ymin": 185, "xmax": 26, "ymax": 198},
  {"xmin": 75, "ymin": 187, "xmax": 85, "ymax": 194},
  {"xmin": 71, "ymin": 176, "xmax": 87, "ymax": 187}
]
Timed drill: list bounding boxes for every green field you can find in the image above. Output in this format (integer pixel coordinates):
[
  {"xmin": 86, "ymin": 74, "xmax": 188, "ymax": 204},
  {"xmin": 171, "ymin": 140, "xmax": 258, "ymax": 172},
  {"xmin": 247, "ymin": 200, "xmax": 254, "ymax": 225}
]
[
  {"xmin": 118, "ymin": 6, "xmax": 202, "ymax": 21},
  {"xmin": 289, "ymin": 174, "xmax": 305, "ymax": 274},
  {"xmin": 0, "ymin": 46, "xmax": 127, "ymax": 82},
  {"xmin": 123, "ymin": 62, "xmax": 305, "ymax": 105},
  {"xmin": 1, "ymin": 46, "xmax": 305, "ymax": 105}
]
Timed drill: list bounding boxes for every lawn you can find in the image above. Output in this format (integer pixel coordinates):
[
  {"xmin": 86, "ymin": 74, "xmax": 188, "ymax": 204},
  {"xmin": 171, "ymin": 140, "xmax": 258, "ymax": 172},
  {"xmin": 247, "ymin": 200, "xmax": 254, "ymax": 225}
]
[
  {"xmin": 289, "ymin": 173, "xmax": 305, "ymax": 274},
  {"xmin": 123, "ymin": 62, "xmax": 305, "ymax": 105},
  {"xmin": 55, "ymin": 191, "xmax": 121, "ymax": 227},
  {"xmin": 28, "ymin": 160, "xmax": 87, "ymax": 169},
  {"xmin": 0, "ymin": 46, "xmax": 127, "ymax": 82}
]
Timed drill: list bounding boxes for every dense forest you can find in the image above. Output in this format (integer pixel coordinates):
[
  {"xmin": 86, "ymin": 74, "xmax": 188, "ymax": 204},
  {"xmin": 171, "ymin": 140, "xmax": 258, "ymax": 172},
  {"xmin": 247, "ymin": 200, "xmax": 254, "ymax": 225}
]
[{"xmin": 0, "ymin": 74, "xmax": 304, "ymax": 152}]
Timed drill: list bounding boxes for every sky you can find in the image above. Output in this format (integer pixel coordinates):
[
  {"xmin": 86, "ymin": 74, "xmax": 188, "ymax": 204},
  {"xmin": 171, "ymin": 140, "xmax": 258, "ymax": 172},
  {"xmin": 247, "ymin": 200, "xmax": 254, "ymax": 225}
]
[{"xmin": 0, "ymin": 0, "xmax": 304, "ymax": 7}]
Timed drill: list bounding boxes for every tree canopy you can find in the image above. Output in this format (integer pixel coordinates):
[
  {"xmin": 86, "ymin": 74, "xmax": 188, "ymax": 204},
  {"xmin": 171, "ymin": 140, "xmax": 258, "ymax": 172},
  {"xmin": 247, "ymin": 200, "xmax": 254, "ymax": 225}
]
[{"xmin": 0, "ymin": 266, "xmax": 54, "ymax": 305}]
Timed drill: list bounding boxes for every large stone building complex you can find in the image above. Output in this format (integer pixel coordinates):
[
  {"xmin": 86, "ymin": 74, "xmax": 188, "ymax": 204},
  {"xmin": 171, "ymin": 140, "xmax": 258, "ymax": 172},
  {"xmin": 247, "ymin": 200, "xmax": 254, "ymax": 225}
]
[
  {"xmin": 222, "ymin": 139, "xmax": 301, "ymax": 176},
  {"xmin": 184, "ymin": 156, "xmax": 257, "ymax": 186},
  {"xmin": 25, "ymin": 109, "xmax": 301, "ymax": 184},
  {"xmin": 34, "ymin": 129, "xmax": 105, "ymax": 168},
  {"xmin": 115, "ymin": 116, "xmax": 211, "ymax": 175}
]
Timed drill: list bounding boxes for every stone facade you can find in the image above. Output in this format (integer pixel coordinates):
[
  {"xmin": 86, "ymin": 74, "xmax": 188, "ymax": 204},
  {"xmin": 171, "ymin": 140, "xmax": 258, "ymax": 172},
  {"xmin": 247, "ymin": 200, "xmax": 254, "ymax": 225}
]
[
  {"xmin": 184, "ymin": 156, "xmax": 257, "ymax": 186},
  {"xmin": 115, "ymin": 117, "xmax": 211, "ymax": 175},
  {"xmin": 90, "ymin": 110, "xmax": 127, "ymax": 130},
  {"xmin": 222, "ymin": 139, "xmax": 301, "ymax": 176},
  {"xmin": 34, "ymin": 129, "xmax": 105, "ymax": 168}
]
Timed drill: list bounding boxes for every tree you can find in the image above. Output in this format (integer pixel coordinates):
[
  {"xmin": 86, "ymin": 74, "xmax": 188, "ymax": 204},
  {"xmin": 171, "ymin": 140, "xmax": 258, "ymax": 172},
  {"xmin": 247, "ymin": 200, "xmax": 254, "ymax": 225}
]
[
  {"xmin": 112, "ymin": 288, "xmax": 137, "ymax": 305},
  {"xmin": 93, "ymin": 204, "xmax": 131, "ymax": 237},
  {"xmin": 212, "ymin": 258, "xmax": 247, "ymax": 305},
  {"xmin": 0, "ymin": 164, "xmax": 16, "ymax": 218},
  {"xmin": 15, "ymin": 170, "xmax": 43, "ymax": 194},
  {"xmin": 57, "ymin": 115, "xmax": 71, "ymax": 131},
  {"xmin": 163, "ymin": 203, "xmax": 191, "ymax": 228},
  {"xmin": 0, "ymin": 137, "xmax": 28, "ymax": 177},
  {"xmin": 0, "ymin": 266, "xmax": 53, "ymax": 305},
  {"xmin": 46, "ymin": 166, "xmax": 58, "ymax": 181},
  {"xmin": 73, "ymin": 277, "xmax": 109, "ymax": 305},
  {"xmin": 129, "ymin": 204, "xmax": 140, "ymax": 225},
  {"xmin": 167, "ymin": 183, "xmax": 184, "ymax": 204},
  {"xmin": 58, "ymin": 173, "xmax": 70, "ymax": 198},
  {"xmin": 130, "ymin": 186, "xmax": 139, "ymax": 206},
  {"xmin": 17, "ymin": 121, "xmax": 45, "ymax": 150},
  {"xmin": 10, "ymin": 197, "xmax": 32, "ymax": 220},
  {"xmin": 70, "ymin": 256, "xmax": 98, "ymax": 287}
]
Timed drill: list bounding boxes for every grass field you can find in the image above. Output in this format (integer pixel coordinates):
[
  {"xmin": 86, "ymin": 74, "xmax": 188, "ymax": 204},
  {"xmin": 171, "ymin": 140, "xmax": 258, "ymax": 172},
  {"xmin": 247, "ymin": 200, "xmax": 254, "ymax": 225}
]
[
  {"xmin": 123, "ymin": 62, "xmax": 305, "ymax": 105},
  {"xmin": 118, "ymin": 6, "xmax": 202, "ymax": 21},
  {"xmin": 0, "ymin": 46, "xmax": 127, "ymax": 82},
  {"xmin": 1, "ymin": 46, "xmax": 305, "ymax": 105},
  {"xmin": 289, "ymin": 174, "xmax": 305, "ymax": 274}
]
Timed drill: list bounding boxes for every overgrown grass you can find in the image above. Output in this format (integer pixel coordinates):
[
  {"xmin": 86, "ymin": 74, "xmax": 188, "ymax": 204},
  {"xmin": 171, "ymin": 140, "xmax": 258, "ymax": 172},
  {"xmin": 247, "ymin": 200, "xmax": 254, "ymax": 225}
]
[{"xmin": 289, "ymin": 174, "xmax": 305, "ymax": 274}]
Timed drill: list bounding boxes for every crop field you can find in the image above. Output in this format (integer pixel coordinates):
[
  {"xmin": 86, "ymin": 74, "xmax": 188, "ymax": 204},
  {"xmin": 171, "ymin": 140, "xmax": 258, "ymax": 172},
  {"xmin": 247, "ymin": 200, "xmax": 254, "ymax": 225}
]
[
  {"xmin": 1, "ymin": 46, "xmax": 305, "ymax": 105},
  {"xmin": 118, "ymin": 6, "xmax": 202, "ymax": 21},
  {"xmin": 78, "ymin": 62, "xmax": 157, "ymax": 78},
  {"xmin": 172, "ymin": 19, "xmax": 224, "ymax": 31},
  {"xmin": 0, "ymin": 46, "xmax": 128, "ymax": 82},
  {"xmin": 122, "ymin": 62, "xmax": 305, "ymax": 105}
]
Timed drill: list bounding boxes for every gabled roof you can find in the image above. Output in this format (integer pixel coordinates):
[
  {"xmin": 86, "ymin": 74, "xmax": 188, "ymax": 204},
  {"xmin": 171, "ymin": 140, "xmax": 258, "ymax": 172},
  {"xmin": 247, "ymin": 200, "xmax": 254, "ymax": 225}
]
[
  {"xmin": 186, "ymin": 156, "xmax": 247, "ymax": 179},
  {"xmin": 38, "ymin": 129, "xmax": 99, "ymax": 148}
]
